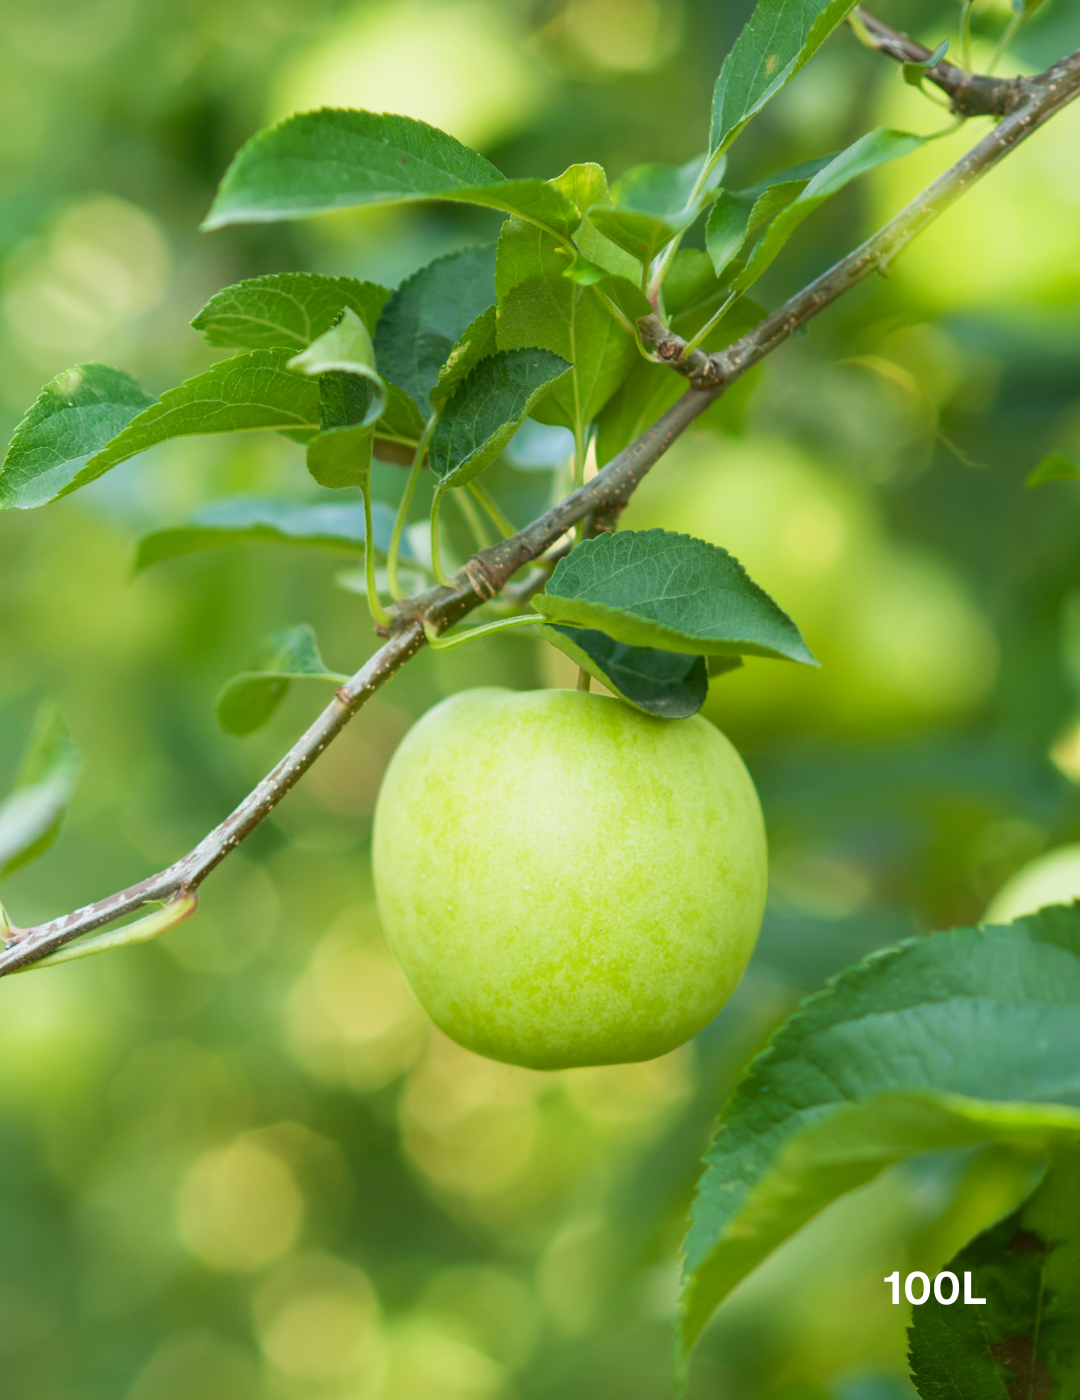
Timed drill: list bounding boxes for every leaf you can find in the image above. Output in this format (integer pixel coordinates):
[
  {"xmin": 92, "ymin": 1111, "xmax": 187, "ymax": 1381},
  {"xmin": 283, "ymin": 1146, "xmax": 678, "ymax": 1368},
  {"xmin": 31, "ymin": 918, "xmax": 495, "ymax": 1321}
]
[
  {"xmin": 731, "ymin": 129, "xmax": 925, "ymax": 290},
  {"xmin": 0, "ymin": 703, "xmax": 80, "ymax": 880},
  {"xmin": 429, "ymin": 348, "xmax": 572, "ymax": 488},
  {"xmin": 704, "ymin": 155, "xmax": 836, "ymax": 276},
  {"xmin": 532, "ymin": 529, "xmax": 816, "ymax": 662},
  {"xmin": 134, "ymin": 495, "xmax": 403, "ymax": 570},
  {"xmin": 1027, "ymin": 451, "xmax": 1080, "ymax": 487},
  {"xmin": 0, "ymin": 364, "xmax": 157, "ymax": 510},
  {"xmin": 678, "ymin": 905, "xmax": 1080, "ymax": 1366},
  {"xmin": 908, "ymin": 1148, "xmax": 1080, "ymax": 1399},
  {"xmin": 595, "ymin": 298, "xmax": 764, "ymax": 466},
  {"xmin": 374, "ymin": 245, "xmax": 498, "ymax": 413},
  {"xmin": 216, "ymin": 625, "xmax": 346, "ymax": 737},
  {"xmin": 288, "ymin": 307, "xmax": 386, "ymax": 489},
  {"xmin": 203, "ymin": 109, "xmax": 580, "ymax": 237},
  {"xmin": 611, "ymin": 154, "xmax": 724, "ymax": 225},
  {"xmin": 590, "ymin": 155, "xmax": 726, "ymax": 269},
  {"xmin": 496, "ymin": 218, "xmax": 637, "ymax": 431},
  {"xmin": 430, "ymin": 306, "xmax": 498, "ymax": 411},
  {"xmin": 550, "ymin": 161, "xmax": 611, "ymax": 216},
  {"xmin": 903, "ymin": 39, "xmax": 950, "ymax": 89},
  {"xmin": 709, "ymin": 0, "xmax": 860, "ymax": 160},
  {"xmin": 537, "ymin": 624, "xmax": 712, "ymax": 718},
  {"xmin": 190, "ymin": 271, "xmax": 390, "ymax": 350},
  {"xmin": 83, "ymin": 350, "xmax": 321, "ymax": 488}
]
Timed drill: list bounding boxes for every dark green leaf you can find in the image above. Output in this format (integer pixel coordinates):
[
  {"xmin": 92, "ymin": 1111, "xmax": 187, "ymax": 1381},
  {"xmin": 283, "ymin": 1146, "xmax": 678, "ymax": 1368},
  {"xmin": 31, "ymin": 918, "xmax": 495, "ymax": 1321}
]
[
  {"xmin": 203, "ymin": 109, "xmax": 579, "ymax": 237},
  {"xmin": 216, "ymin": 624, "xmax": 346, "ymax": 736},
  {"xmin": 84, "ymin": 350, "xmax": 321, "ymax": 487},
  {"xmin": 190, "ymin": 271, "xmax": 390, "ymax": 350},
  {"xmin": 679, "ymin": 905, "xmax": 1080, "ymax": 1365},
  {"xmin": 908, "ymin": 1148, "xmax": 1080, "ymax": 1398},
  {"xmin": 731, "ymin": 129, "xmax": 924, "ymax": 290},
  {"xmin": 537, "ymin": 624, "xmax": 712, "ymax": 718},
  {"xmin": 532, "ymin": 529, "xmax": 816, "ymax": 662},
  {"xmin": 134, "ymin": 496, "xmax": 403, "ymax": 571},
  {"xmin": 431, "ymin": 306, "xmax": 498, "ymax": 411},
  {"xmin": 0, "ymin": 703, "xmax": 80, "ymax": 880},
  {"xmin": 1027, "ymin": 451, "xmax": 1080, "ymax": 487},
  {"xmin": 709, "ymin": 0, "xmax": 860, "ymax": 159},
  {"xmin": 496, "ymin": 219, "xmax": 637, "ymax": 431},
  {"xmin": 377, "ymin": 383, "xmax": 427, "ymax": 446},
  {"xmin": 0, "ymin": 364, "xmax": 157, "ymax": 510},
  {"xmin": 429, "ymin": 348, "xmax": 572, "ymax": 488},
  {"xmin": 375, "ymin": 245, "xmax": 497, "ymax": 413},
  {"xmin": 595, "ymin": 299, "xmax": 764, "ymax": 466}
]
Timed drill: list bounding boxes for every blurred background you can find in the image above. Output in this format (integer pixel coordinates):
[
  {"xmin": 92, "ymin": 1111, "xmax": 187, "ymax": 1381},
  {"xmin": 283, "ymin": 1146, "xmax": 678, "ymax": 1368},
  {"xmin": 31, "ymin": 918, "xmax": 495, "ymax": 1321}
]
[{"xmin": 2, "ymin": 0, "xmax": 1080, "ymax": 1395}]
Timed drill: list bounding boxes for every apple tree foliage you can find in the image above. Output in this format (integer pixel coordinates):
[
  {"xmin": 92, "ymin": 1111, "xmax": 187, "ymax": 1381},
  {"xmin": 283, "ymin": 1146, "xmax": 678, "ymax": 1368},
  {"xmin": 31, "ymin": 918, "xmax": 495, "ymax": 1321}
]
[{"xmin": 2, "ymin": 0, "xmax": 1080, "ymax": 1389}]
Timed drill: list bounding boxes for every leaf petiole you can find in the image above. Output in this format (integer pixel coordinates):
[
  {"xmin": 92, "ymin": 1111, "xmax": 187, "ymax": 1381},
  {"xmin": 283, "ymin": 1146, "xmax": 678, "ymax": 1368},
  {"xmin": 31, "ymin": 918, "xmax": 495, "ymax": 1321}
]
[
  {"xmin": 430, "ymin": 484, "xmax": 452, "ymax": 585},
  {"xmin": 423, "ymin": 614, "xmax": 538, "ymax": 651},
  {"xmin": 467, "ymin": 480, "xmax": 516, "ymax": 540},
  {"xmin": 680, "ymin": 289, "xmax": 743, "ymax": 357},
  {"xmin": 387, "ymin": 415, "xmax": 435, "ymax": 600},
  {"xmin": 13, "ymin": 890, "xmax": 199, "ymax": 974},
  {"xmin": 361, "ymin": 484, "xmax": 392, "ymax": 627}
]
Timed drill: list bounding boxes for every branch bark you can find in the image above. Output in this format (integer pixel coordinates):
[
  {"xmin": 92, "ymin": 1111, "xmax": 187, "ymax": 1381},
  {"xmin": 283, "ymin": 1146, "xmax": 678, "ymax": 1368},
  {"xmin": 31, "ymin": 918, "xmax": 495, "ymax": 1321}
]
[
  {"xmin": 851, "ymin": 7, "xmax": 1026, "ymax": 117},
  {"xmin": 3, "ymin": 42, "xmax": 1079, "ymax": 977}
]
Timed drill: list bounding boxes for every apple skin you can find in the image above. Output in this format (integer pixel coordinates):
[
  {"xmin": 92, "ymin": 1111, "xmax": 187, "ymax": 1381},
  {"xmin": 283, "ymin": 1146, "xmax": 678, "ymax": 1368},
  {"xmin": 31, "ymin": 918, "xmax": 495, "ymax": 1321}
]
[
  {"xmin": 371, "ymin": 687, "xmax": 768, "ymax": 1070},
  {"xmin": 983, "ymin": 844, "xmax": 1080, "ymax": 925}
]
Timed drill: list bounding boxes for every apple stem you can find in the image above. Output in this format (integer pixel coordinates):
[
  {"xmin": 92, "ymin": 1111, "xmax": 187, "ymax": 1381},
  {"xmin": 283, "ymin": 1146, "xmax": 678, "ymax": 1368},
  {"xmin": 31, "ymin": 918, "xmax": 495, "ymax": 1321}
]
[{"xmin": 577, "ymin": 667, "xmax": 592, "ymax": 692}]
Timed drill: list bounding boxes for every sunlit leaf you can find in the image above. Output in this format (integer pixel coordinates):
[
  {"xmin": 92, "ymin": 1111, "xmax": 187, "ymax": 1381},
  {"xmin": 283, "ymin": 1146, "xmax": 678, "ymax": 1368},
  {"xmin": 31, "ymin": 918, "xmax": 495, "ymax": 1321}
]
[
  {"xmin": 191, "ymin": 271, "xmax": 390, "ymax": 350},
  {"xmin": 709, "ymin": 0, "xmax": 860, "ymax": 160},
  {"xmin": 0, "ymin": 364, "xmax": 156, "ymax": 510},
  {"xmin": 216, "ymin": 624, "xmax": 346, "ymax": 736},
  {"xmin": 537, "ymin": 624, "xmax": 713, "ymax": 718},
  {"xmin": 135, "ymin": 496, "xmax": 403, "ymax": 570},
  {"xmin": 83, "ymin": 350, "xmax": 321, "ymax": 486},
  {"xmin": 731, "ymin": 129, "xmax": 924, "ymax": 290},
  {"xmin": 590, "ymin": 155, "xmax": 725, "ymax": 268},
  {"xmin": 203, "ymin": 109, "xmax": 580, "ymax": 237},
  {"xmin": 429, "ymin": 348, "xmax": 572, "ymax": 488},
  {"xmin": 908, "ymin": 1147, "xmax": 1080, "ymax": 1398},
  {"xmin": 679, "ymin": 904, "xmax": 1080, "ymax": 1364},
  {"xmin": 532, "ymin": 529, "xmax": 816, "ymax": 662},
  {"xmin": 704, "ymin": 155, "xmax": 834, "ymax": 276},
  {"xmin": 374, "ymin": 245, "xmax": 498, "ymax": 413},
  {"xmin": 1027, "ymin": 451, "xmax": 1080, "ymax": 487},
  {"xmin": 496, "ymin": 219, "xmax": 637, "ymax": 431},
  {"xmin": 0, "ymin": 703, "xmax": 80, "ymax": 880}
]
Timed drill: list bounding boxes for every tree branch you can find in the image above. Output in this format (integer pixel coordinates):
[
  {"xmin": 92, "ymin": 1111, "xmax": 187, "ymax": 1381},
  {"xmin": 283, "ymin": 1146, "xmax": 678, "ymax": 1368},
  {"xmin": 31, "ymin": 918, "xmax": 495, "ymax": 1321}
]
[
  {"xmin": 3, "ymin": 43, "xmax": 1079, "ymax": 977},
  {"xmin": 852, "ymin": 7, "xmax": 1024, "ymax": 117},
  {"xmin": 640, "ymin": 44, "xmax": 1080, "ymax": 382}
]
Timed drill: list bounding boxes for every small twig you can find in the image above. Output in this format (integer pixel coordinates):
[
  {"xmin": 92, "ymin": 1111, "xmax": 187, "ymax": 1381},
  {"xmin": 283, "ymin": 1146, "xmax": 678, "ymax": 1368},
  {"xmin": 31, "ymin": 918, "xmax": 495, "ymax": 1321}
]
[
  {"xmin": 4, "ymin": 45, "xmax": 1079, "ymax": 977},
  {"xmin": 852, "ymin": 7, "xmax": 1026, "ymax": 117}
]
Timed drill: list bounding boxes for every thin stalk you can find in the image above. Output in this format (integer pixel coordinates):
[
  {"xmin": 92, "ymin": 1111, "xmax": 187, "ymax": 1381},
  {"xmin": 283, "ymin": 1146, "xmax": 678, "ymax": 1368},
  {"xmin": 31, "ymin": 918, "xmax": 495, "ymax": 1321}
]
[
  {"xmin": 387, "ymin": 417, "xmax": 434, "ymax": 599},
  {"xmin": 451, "ymin": 483, "xmax": 493, "ymax": 550},
  {"xmin": 423, "ymin": 614, "xmax": 538, "ymax": 651},
  {"xmin": 468, "ymin": 480, "xmax": 516, "ymax": 540},
  {"xmin": 577, "ymin": 667, "xmax": 592, "ymax": 692},
  {"xmin": 681, "ymin": 290, "xmax": 742, "ymax": 357},
  {"xmin": 430, "ymin": 483, "xmax": 452, "ymax": 585},
  {"xmin": 12, "ymin": 891, "xmax": 198, "ymax": 974},
  {"xmin": 960, "ymin": 0, "xmax": 975, "ymax": 72},
  {"xmin": 362, "ymin": 486, "xmax": 392, "ymax": 627},
  {"xmin": 572, "ymin": 420, "xmax": 589, "ymax": 543},
  {"xmin": 989, "ymin": 9, "xmax": 1024, "ymax": 73}
]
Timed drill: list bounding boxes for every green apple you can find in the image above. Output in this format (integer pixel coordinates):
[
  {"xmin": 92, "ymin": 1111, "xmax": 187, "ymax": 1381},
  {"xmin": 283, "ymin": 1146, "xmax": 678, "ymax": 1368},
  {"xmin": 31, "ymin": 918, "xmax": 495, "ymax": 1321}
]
[
  {"xmin": 983, "ymin": 843, "xmax": 1080, "ymax": 925},
  {"xmin": 372, "ymin": 688, "xmax": 767, "ymax": 1069}
]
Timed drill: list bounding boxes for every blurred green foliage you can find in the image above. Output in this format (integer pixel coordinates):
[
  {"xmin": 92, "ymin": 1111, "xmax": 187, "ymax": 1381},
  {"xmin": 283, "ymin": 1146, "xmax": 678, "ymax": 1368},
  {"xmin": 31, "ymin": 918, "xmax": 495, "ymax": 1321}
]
[{"xmin": 2, "ymin": 0, "xmax": 1080, "ymax": 1396}]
